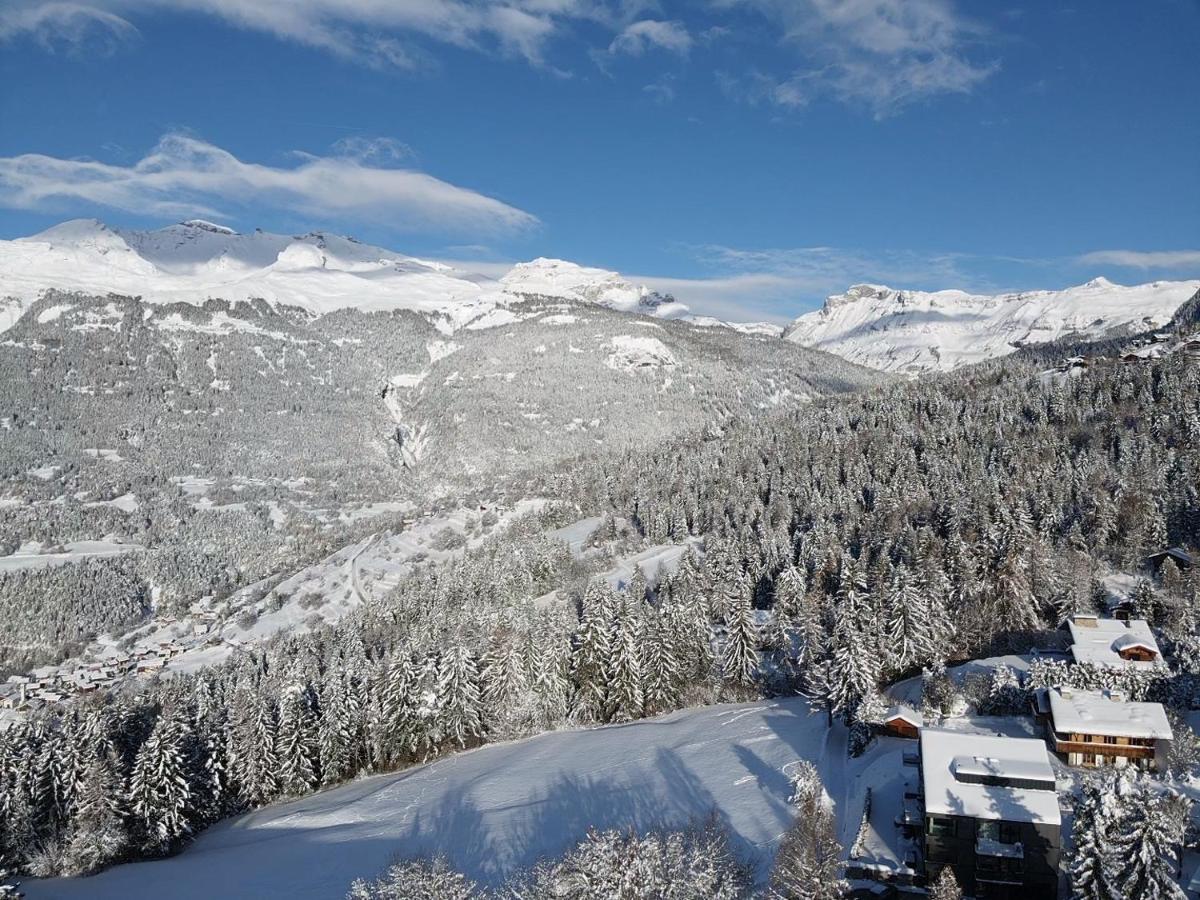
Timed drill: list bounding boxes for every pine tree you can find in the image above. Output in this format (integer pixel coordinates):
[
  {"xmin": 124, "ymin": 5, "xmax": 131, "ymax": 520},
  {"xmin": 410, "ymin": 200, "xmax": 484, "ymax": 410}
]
[
  {"xmin": 128, "ymin": 709, "xmax": 194, "ymax": 853},
  {"xmin": 722, "ymin": 575, "xmax": 759, "ymax": 687},
  {"xmin": 277, "ymin": 684, "xmax": 320, "ymax": 797},
  {"xmin": 571, "ymin": 582, "xmax": 614, "ymax": 722},
  {"xmin": 437, "ymin": 645, "xmax": 483, "ymax": 749},
  {"xmin": 928, "ymin": 866, "xmax": 963, "ymax": 900},
  {"xmin": 62, "ymin": 749, "xmax": 127, "ymax": 876},
  {"xmin": 1068, "ymin": 776, "xmax": 1120, "ymax": 900},
  {"xmin": 1110, "ymin": 785, "xmax": 1188, "ymax": 900},
  {"xmin": 605, "ymin": 597, "xmax": 644, "ymax": 722},
  {"xmin": 642, "ymin": 607, "xmax": 683, "ymax": 714}
]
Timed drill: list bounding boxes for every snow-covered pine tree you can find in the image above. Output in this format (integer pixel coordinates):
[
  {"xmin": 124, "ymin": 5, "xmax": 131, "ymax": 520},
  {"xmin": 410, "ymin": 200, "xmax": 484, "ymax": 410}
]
[
  {"xmin": 641, "ymin": 606, "xmax": 683, "ymax": 714},
  {"xmin": 1110, "ymin": 782, "xmax": 1189, "ymax": 900},
  {"xmin": 1068, "ymin": 775, "xmax": 1120, "ymax": 900},
  {"xmin": 277, "ymin": 684, "xmax": 320, "ymax": 797},
  {"xmin": 768, "ymin": 759, "xmax": 846, "ymax": 899},
  {"xmin": 885, "ymin": 563, "xmax": 929, "ymax": 676},
  {"xmin": 347, "ymin": 855, "xmax": 480, "ymax": 899},
  {"xmin": 231, "ymin": 688, "xmax": 280, "ymax": 807},
  {"xmin": 530, "ymin": 633, "xmax": 572, "ymax": 730},
  {"xmin": 436, "ymin": 645, "xmax": 484, "ymax": 749},
  {"xmin": 480, "ymin": 629, "xmax": 531, "ymax": 735},
  {"xmin": 927, "ymin": 866, "xmax": 963, "ymax": 900},
  {"xmin": 605, "ymin": 596, "xmax": 644, "ymax": 722},
  {"xmin": 571, "ymin": 582, "xmax": 614, "ymax": 723},
  {"xmin": 128, "ymin": 708, "xmax": 194, "ymax": 853},
  {"xmin": 721, "ymin": 574, "xmax": 759, "ymax": 688},
  {"xmin": 62, "ymin": 748, "xmax": 127, "ymax": 876},
  {"xmin": 319, "ymin": 672, "xmax": 364, "ymax": 786}
]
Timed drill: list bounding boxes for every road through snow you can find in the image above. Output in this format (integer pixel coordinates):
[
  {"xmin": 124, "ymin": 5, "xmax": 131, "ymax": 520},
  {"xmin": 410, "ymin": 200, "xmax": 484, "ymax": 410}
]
[{"xmin": 29, "ymin": 697, "xmax": 828, "ymax": 899}]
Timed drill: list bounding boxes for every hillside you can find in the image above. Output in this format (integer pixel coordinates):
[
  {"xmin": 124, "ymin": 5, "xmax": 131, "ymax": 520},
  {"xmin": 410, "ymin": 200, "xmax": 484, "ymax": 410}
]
[
  {"xmin": 784, "ymin": 278, "xmax": 1200, "ymax": 373},
  {"xmin": 25, "ymin": 698, "xmax": 827, "ymax": 899}
]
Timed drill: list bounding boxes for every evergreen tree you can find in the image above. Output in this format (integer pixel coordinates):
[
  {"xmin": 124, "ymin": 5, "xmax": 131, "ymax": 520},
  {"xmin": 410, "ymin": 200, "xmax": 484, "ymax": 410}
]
[
  {"xmin": 437, "ymin": 645, "xmax": 484, "ymax": 749},
  {"xmin": 277, "ymin": 684, "xmax": 320, "ymax": 797},
  {"xmin": 128, "ymin": 709, "xmax": 194, "ymax": 853},
  {"xmin": 928, "ymin": 867, "xmax": 963, "ymax": 900},
  {"xmin": 721, "ymin": 575, "xmax": 759, "ymax": 687},
  {"xmin": 605, "ymin": 598, "xmax": 644, "ymax": 722},
  {"xmin": 62, "ymin": 749, "xmax": 127, "ymax": 876}
]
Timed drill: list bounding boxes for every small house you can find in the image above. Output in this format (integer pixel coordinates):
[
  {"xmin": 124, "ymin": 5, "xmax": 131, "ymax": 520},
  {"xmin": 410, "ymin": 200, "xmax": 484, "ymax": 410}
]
[
  {"xmin": 880, "ymin": 704, "xmax": 923, "ymax": 739},
  {"xmin": 920, "ymin": 729, "xmax": 1061, "ymax": 900},
  {"xmin": 1045, "ymin": 687, "xmax": 1172, "ymax": 771},
  {"xmin": 1147, "ymin": 547, "xmax": 1195, "ymax": 572},
  {"xmin": 1067, "ymin": 614, "xmax": 1165, "ymax": 670}
]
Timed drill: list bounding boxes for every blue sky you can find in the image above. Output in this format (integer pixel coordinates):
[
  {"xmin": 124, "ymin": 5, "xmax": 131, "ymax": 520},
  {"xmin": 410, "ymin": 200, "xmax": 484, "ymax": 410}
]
[{"xmin": 1, "ymin": 0, "xmax": 1198, "ymax": 320}]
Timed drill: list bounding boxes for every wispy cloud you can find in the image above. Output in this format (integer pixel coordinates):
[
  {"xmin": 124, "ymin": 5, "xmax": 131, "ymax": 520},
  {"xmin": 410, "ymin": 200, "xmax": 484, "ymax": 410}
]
[
  {"xmin": 716, "ymin": 0, "xmax": 998, "ymax": 116},
  {"xmin": 0, "ymin": 2, "xmax": 138, "ymax": 55},
  {"xmin": 1076, "ymin": 248, "xmax": 1200, "ymax": 270},
  {"xmin": 0, "ymin": 0, "xmax": 637, "ymax": 68},
  {"xmin": 0, "ymin": 133, "xmax": 538, "ymax": 236},
  {"xmin": 609, "ymin": 19, "xmax": 692, "ymax": 56}
]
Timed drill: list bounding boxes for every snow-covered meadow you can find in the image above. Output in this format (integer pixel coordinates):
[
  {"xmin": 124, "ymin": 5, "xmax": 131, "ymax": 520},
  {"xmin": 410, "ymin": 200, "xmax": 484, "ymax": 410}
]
[{"xmin": 28, "ymin": 698, "xmax": 829, "ymax": 899}]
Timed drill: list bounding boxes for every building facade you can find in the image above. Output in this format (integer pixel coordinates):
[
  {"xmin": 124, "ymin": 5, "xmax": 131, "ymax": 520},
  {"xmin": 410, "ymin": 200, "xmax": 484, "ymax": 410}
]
[{"xmin": 920, "ymin": 729, "xmax": 1061, "ymax": 900}]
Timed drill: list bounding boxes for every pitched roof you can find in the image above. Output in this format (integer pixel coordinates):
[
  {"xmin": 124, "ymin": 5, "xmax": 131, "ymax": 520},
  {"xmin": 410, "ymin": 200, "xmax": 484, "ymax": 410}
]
[
  {"xmin": 920, "ymin": 729, "xmax": 1061, "ymax": 826},
  {"xmin": 1047, "ymin": 688, "xmax": 1172, "ymax": 740},
  {"xmin": 884, "ymin": 704, "xmax": 923, "ymax": 727},
  {"xmin": 1067, "ymin": 616, "xmax": 1165, "ymax": 669}
]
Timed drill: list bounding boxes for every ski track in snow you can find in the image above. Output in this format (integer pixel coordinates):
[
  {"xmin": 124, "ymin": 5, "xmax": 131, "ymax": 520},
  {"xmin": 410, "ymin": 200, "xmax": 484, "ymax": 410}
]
[{"xmin": 27, "ymin": 697, "xmax": 828, "ymax": 900}]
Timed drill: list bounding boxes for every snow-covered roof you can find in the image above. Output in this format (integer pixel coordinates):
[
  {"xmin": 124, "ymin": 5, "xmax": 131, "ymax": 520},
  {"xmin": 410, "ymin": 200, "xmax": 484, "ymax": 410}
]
[
  {"xmin": 884, "ymin": 704, "xmax": 923, "ymax": 726},
  {"xmin": 1067, "ymin": 616, "xmax": 1165, "ymax": 669},
  {"xmin": 920, "ymin": 729, "xmax": 1061, "ymax": 826},
  {"xmin": 1047, "ymin": 688, "xmax": 1172, "ymax": 740}
]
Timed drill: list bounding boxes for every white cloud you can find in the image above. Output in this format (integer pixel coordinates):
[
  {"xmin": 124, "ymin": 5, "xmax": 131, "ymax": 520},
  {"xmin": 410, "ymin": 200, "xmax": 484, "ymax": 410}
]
[
  {"xmin": 609, "ymin": 19, "xmax": 692, "ymax": 56},
  {"xmin": 0, "ymin": 0, "xmax": 634, "ymax": 67},
  {"xmin": 0, "ymin": 2, "xmax": 138, "ymax": 54},
  {"xmin": 0, "ymin": 133, "xmax": 538, "ymax": 236},
  {"xmin": 716, "ymin": 0, "xmax": 998, "ymax": 116},
  {"xmin": 1076, "ymin": 249, "xmax": 1200, "ymax": 270}
]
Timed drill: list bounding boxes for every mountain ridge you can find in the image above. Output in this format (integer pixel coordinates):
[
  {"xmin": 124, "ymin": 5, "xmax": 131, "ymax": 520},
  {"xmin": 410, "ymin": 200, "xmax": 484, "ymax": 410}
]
[{"xmin": 784, "ymin": 277, "xmax": 1200, "ymax": 373}]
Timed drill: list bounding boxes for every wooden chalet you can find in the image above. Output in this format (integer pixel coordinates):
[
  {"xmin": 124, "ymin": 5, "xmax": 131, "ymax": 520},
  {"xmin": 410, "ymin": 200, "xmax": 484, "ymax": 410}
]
[
  {"xmin": 1044, "ymin": 686, "xmax": 1172, "ymax": 771},
  {"xmin": 880, "ymin": 704, "xmax": 923, "ymax": 739}
]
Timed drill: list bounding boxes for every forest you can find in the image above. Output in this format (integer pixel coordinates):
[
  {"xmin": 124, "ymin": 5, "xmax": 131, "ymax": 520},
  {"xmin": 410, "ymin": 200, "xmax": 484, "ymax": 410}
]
[{"xmin": 0, "ymin": 313, "xmax": 1198, "ymax": 898}]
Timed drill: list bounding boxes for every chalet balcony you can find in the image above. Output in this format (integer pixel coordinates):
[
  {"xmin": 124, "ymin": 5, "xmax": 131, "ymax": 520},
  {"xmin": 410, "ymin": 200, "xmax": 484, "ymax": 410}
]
[{"xmin": 1052, "ymin": 735, "xmax": 1156, "ymax": 760}]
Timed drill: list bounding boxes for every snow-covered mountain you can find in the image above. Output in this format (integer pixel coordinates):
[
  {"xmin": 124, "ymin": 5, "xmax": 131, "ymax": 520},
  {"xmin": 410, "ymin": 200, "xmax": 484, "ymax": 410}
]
[
  {"xmin": 0, "ymin": 219, "xmax": 688, "ymax": 333},
  {"xmin": 500, "ymin": 257, "xmax": 686, "ymax": 318},
  {"xmin": 784, "ymin": 278, "xmax": 1200, "ymax": 373}
]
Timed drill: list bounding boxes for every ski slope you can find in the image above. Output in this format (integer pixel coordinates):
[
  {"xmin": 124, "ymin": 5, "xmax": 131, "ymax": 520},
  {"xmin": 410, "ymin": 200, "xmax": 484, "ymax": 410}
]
[{"xmin": 27, "ymin": 698, "xmax": 829, "ymax": 899}]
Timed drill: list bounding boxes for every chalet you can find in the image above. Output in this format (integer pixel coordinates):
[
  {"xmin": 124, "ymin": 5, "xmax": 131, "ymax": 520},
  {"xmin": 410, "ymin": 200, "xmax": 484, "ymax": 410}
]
[
  {"xmin": 920, "ymin": 730, "xmax": 1061, "ymax": 900},
  {"xmin": 1045, "ymin": 687, "xmax": 1172, "ymax": 771},
  {"xmin": 879, "ymin": 704, "xmax": 923, "ymax": 739},
  {"xmin": 1184, "ymin": 340, "xmax": 1200, "ymax": 358},
  {"xmin": 1066, "ymin": 614, "xmax": 1165, "ymax": 670},
  {"xmin": 136, "ymin": 656, "xmax": 167, "ymax": 674},
  {"xmin": 1147, "ymin": 547, "xmax": 1195, "ymax": 572}
]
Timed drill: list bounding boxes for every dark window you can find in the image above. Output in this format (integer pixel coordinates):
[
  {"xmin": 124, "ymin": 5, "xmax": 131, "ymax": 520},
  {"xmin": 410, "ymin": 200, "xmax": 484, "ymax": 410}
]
[{"xmin": 928, "ymin": 817, "xmax": 956, "ymax": 837}]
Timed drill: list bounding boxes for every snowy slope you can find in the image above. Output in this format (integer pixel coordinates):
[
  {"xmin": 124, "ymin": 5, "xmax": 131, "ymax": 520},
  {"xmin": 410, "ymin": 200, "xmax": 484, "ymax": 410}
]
[
  {"xmin": 27, "ymin": 698, "xmax": 829, "ymax": 899},
  {"xmin": 0, "ymin": 220, "xmax": 694, "ymax": 333},
  {"xmin": 784, "ymin": 278, "xmax": 1200, "ymax": 373}
]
